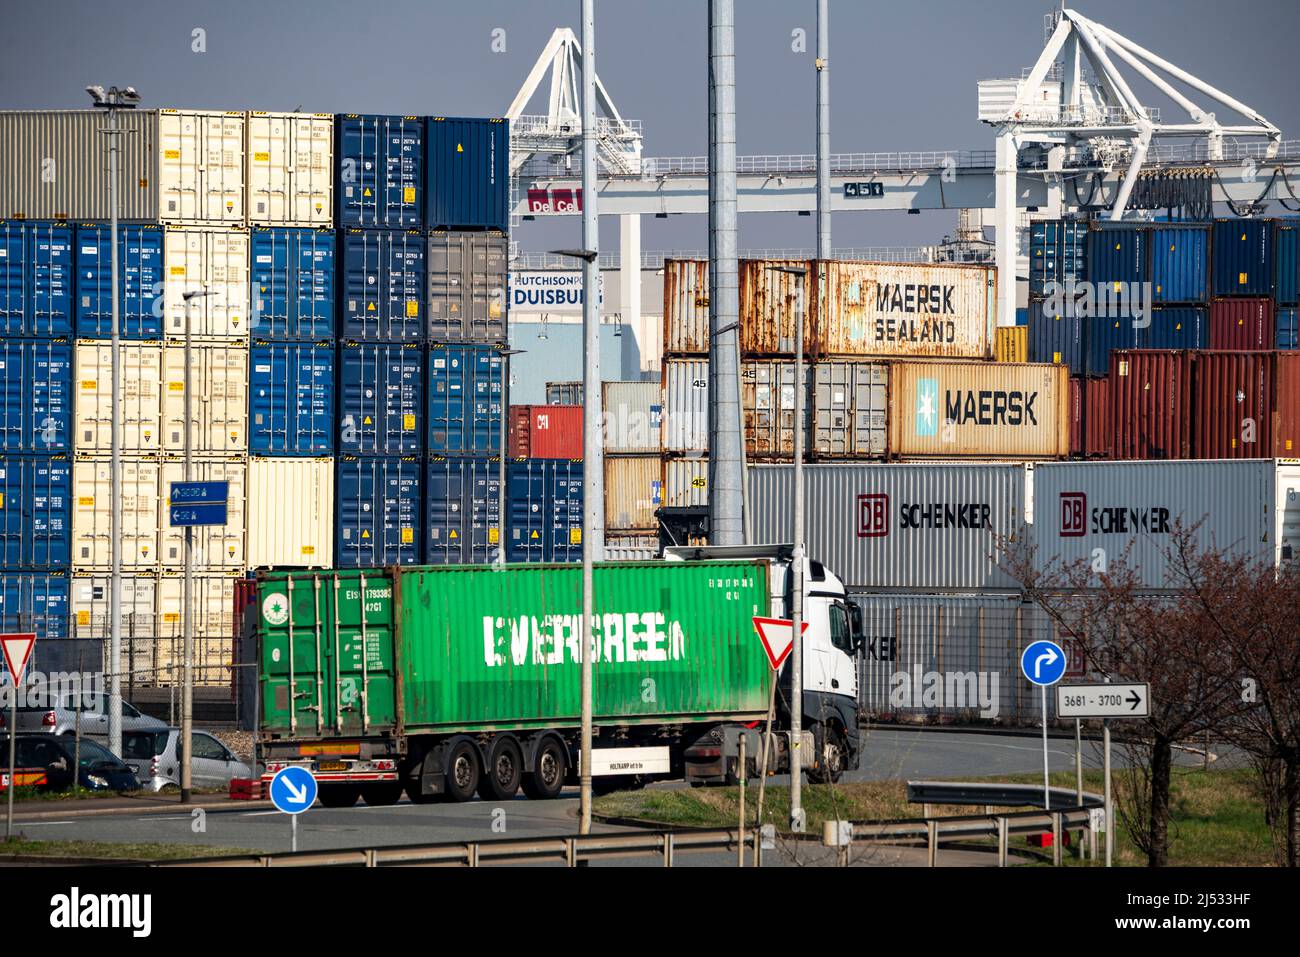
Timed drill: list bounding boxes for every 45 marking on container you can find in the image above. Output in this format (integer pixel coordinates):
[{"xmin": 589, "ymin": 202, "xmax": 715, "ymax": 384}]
[{"xmin": 263, "ymin": 592, "xmax": 290, "ymax": 626}]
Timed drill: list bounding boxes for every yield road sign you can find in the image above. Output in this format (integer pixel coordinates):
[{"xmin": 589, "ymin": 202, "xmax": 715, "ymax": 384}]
[
  {"xmin": 1021, "ymin": 639, "xmax": 1067, "ymax": 687},
  {"xmin": 269, "ymin": 766, "xmax": 318, "ymax": 814},
  {"xmin": 1056, "ymin": 682, "xmax": 1151, "ymax": 719},
  {"xmin": 752, "ymin": 616, "xmax": 808, "ymax": 671},
  {"xmin": 0, "ymin": 633, "xmax": 36, "ymax": 687}
]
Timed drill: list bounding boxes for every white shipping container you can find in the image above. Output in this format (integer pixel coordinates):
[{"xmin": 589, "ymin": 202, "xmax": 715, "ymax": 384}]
[
  {"xmin": 662, "ymin": 359, "xmax": 710, "ymax": 453},
  {"xmin": 0, "ymin": 109, "xmax": 245, "ymax": 224},
  {"xmin": 749, "ymin": 462, "xmax": 1032, "ymax": 591},
  {"xmin": 245, "ymin": 112, "xmax": 334, "ymax": 227},
  {"xmin": 74, "ymin": 342, "xmax": 163, "ymax": 454},
  {"xmin": 161, "ymin": 342, "xmax": 248, "ymax": 454},
  {"xmin": 604, "ymin": 533, "xmax": 659, "ymax": 561},
  {"xmin": 156, "ymin": 573, "xmax": 238, "ymax": 641},
  {"xmin": 72, "ymin": 457, "xmax": 163, "ymax": 570},
  {"xmin": 148, "ymin": 634, "xmax": 234, "ymax": 688},
  {"xmin": 664, "ymin": 456, "xmax": 709, "ymax": 508},
  {"xmin": 246, "ymin": 457, "xmax": 333, "ymax": 568},
  {"xmin": 159, "ymin": 458, "xmax": 247, "ymax": 571},
  {"xmin": 163, "ymin": 227, "xmax": 250, "ymax": 337},
  {"xmin": 72, "ymin": 572, "xmax": 157, "ymax": 640},
  {"xmin": 602, "ymin": 381, "xmax": 662, "ymax": 454},
  {"xmin": 603, "ymin": 455, "xmax": 663, "ymax": 531},
  {"xmin": 1031, "ymin": 460, "xmax": 1300, "ymax": 590}
]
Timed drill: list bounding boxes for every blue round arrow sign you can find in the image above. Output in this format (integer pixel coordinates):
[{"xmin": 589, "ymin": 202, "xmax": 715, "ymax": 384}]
[
  {"xmin": 269, "ymin": 766, "xmax": 318, "ymax": 815},
  {"xmin": 1021, "ymin": 639, "xmax": 1068, "ymax": 687}
]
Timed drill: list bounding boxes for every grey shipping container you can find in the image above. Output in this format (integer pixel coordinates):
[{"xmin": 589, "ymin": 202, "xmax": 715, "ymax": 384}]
[
  {"xmin": 427, "ymin": 230, "xmax": 508, "ymax": 343},
  {"xmin": 664, "ymin": 456, "xmax": 709, "ymax": 508},
  {"xmin": 749, "ymin": 462, "xmax": 1032, "ymax": 592},
  {"xmin": 602, "ymin": 381, "xmax": 661, "ymax": 454},
  {"xmin": 661, "ymin": 359, "xmax": 710, "ymax": 454},
  {"xmin": 742, "ymin": 360, "xmax": 812, "ymax": 460},
  {"xmin": 812, "ymin": 360, "xmax": 889, "ymax": 459},
  {"xmin": 853, "ymin": 593, "xmax": 1060, "ymax": 726},
  {"xmin": 1031, "ymin": 460, "xmax": 1300, "ymax": 590},
  {"xmin": 545, "ymin": 381, "xmax": 583, "ymax": 406}
]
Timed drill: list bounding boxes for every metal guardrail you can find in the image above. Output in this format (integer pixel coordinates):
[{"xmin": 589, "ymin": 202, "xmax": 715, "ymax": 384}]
[{"xmin": 907, "ymin": 780, "xmax": 1103, "ymax": 811}]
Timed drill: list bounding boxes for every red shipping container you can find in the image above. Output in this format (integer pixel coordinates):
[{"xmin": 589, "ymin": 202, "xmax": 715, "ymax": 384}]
[
  {"xmin": 1274, "ymin": 353, "xmax": 1300, "ymax": 457},
  {"xmin": 1209, "ymin": 298, "xmax": 1274, "ymax": 350},
  {"xmin": 1107, "ymin": 350, "xmax": 1192, "ymax": 460},
  {"xmin": 1068, "ymin": 378, "xmax": 1083, "ymax": 456},
  {"xmin": 1082, "ymin": 376, "xmax": 1111, "ymax": 458},
  {"xmin": 508, "ymin": 405, "xmax": 584, "ymax": 459},
  {"xmin": 1192, "ymin": 351, "xmax": 1273, "ymax": 458}
]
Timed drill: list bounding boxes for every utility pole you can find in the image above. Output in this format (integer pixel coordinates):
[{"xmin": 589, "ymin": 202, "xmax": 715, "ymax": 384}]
[
  {"xmin": 708, "ymin": 0, "xmax": 742, "ymax": 545},
  {"xmin": 816, "ymin": 0, "xmax": 830, "ymax": 259},
  {"xmin": 770, "ymin": 264, "xmax": 808, "ymax": 833},
  {"xmin": 180, "ymin": 289, "xmax": 211, "ymax": 804},
  {"xmin": 87, "ymin": 84, "xmax": 140, "ymax": 759}
]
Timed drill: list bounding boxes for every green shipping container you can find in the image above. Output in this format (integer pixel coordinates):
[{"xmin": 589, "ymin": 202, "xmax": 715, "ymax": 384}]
[{"xmin": 257, "ymin": 561, "xmax": 772, "ymax": 737}]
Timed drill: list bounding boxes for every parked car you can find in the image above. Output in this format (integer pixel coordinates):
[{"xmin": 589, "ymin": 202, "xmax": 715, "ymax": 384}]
[
  {"xmin": 1, "ymin": 691, "xmax": 167, "ymax": 739},
  {"xmin": 0, "ymin": 734, "xmax": 140, "ymax": 792},
  {"xmin": 122, "ymin": 728, "xmax": 251, "ymax": 792}
]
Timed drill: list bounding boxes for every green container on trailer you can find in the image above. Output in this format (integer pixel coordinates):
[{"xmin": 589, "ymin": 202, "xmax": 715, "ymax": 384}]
[{"xmin": 257, "ymin": 560, "xmax": 771, "ymax": 736}]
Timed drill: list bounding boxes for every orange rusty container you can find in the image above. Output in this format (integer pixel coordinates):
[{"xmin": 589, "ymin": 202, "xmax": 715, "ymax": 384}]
[
  {"xmin": 662, "ymin": 259, "xmax": 711, "ymax": 355},
  {"xmin": 738, "ymin": 258, "xmax": 816, "ymax": 356},
  {"xmin": 1107, "ymin": 350, "xmax": 1192, "ymax": 460}
]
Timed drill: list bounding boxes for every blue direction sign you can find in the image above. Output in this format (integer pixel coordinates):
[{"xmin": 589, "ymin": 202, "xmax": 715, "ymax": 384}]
[
  {"xmin": 269, "ymin": 766, "xmax": 318, "ymax": 815},
  {"xmin": 169, "ymin": 481, "xmax": 229, "ymax": 527},
  {"xmin": 1021, "ymin": 640, "xmax": 1068, "ymax": 686}
]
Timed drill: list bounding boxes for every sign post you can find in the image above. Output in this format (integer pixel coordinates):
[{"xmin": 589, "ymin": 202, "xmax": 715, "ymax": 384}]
[
  {"xmin": 2, "ymin": 633, "xmax": 37, "ymax": 840},
  {"xmin": 1020, "ymin": 640, "xmax": 1067, "ymax": 814},
  {"xmin": 1055, "ymin": 681, "xmax": 1150, "ymax": 867},
  {"xmin": 269, "ymin": 765, "xmax": 317, "ymax": 853},
  {"xmin": 751, "ymin": 616, "xmax": 807, "ymax": 864}
]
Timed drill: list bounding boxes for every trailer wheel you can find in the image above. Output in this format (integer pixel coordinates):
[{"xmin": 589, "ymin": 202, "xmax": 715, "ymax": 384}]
[
  {"xmin": 317, "ymin": 784, "xmax": 361, "ymax": 808},
  {"xmin": 479, "ymin": 736, "xmax": 523, "ymax": 801},
  {"xmin": 521, "ymin": 736, "xmax": 566, "ymax": 800},
  {"xmin": 444, "ymin": 739, "xmax": 481, "ymax": 803},
  {"xmin": 809, "ymin": 723, "xmax": 847, "ymax": 785},
  {"xmin": 361, "ymin": 783, "xmax": 403, "ymax": 806}
]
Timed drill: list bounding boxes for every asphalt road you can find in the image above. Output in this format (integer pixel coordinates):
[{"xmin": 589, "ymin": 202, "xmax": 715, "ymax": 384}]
[{"xmin": 8, "ymin": 728, "xmax": 1234, "ymax": 863}]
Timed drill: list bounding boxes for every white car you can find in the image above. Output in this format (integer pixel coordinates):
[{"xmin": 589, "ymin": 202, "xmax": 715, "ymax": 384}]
[{"xmin": 122, "ymin": 728, "xmax": 252, "ymax": 792}]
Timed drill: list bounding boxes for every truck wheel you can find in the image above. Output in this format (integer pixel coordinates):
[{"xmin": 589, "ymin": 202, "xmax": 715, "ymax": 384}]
[
  {"xmin": 479, "ymin": 736, "xmax": 523, "ymax": 801},
  {"xmin": 317, "ymin": 784, "xmax": 361, "ymax": 808},
  {"xmin": 404, "ymin": 780, "xmax": 441, "ymax": 804},
  {"xmin": 521, "ymin": 737, "xmax": 566, "ymax": 800},
  {"xmin": 444, "ymin": 739, "xmax": 481, "ymax": 803},
  {"xmin": 809, "ymin": 724, "xmax": 847, "ymax": 785},
  {"xmin": 361, "ymin": 784, "xmax": 403, "ymax": 806}
]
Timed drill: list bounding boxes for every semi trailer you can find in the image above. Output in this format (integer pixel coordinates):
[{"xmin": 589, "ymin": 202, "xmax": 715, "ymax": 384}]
[{"xmin": 253, "ymin": 544, "xmax": 864, "ymax": 806}]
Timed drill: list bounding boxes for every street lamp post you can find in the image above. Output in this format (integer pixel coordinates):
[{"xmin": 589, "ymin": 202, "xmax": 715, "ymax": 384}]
[
  {"xmin": 769, "ymin": 264, "xmax": 808, "ymax": 833},
  {"xmin": 86, "ymin": 84, "xmax": 140, "ymax": 759},
  {"xmin": 179, "ymin": 289, "xmax": 211, "ymax": 803}
]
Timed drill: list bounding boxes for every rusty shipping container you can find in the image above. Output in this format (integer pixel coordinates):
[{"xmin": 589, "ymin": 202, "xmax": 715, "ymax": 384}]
[
  {"xmin": 1275, "ymin": 353, "xmax": 1300, "ymax": 457},
  {"xmin": 603, "ymin": 455, "xmax": 662, "ymax": 532},
  {"xmin": 888, "ymin": 361, "xmax": 1069, "ymax": 459},
  {"xmin": 1082, "ymin": 376, "xmax": 1111, "ymax": 458},
  {"xmin": 1192, "ymin": 351, "xmax": 1273, "ymax": 459},
  {"xmin": 741, "ymin": 360, "xmax": 812, "ymax": 460},
  {"xmin": 662, "ymin": 259, "xmax": 710, "ymax": 355},
  {"xmin": 1068, "ymin": 378, "xmax": 1082, "ymax": 457},
  {"xmin": 1209, "ymin": 298, "xmax": 1274, "ymax": 350},
  {"xmin": 738, "ymin": 259, "xmax": 815, "ymax": 355},
  {"xmin": 814, "ymin": 261, "xmax": 995, "ymax": 359},
  {"xmin": 509, "ymin": 404, "xmax": 583, "ymax": 459},
  {"xmin": 812, "ymin": 360, "xmax": 889, "ymax": 459},
  {"xmin": 1107, "ymin": 350, "xmax": 1192, "ymax": 460}
]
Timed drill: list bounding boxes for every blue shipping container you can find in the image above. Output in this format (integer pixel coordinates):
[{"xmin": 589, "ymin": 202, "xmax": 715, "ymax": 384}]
[
  {"xmin": 427, "ymin": 343, "xmax": 502, "ymax": 456},
  {"xmin": 1086, "ymin": 315, "xmax": 1140, "ymax": 376},
  {"xmin": 335, "ymin": 455, "xmax": 423, "ymax": 567},
  {"xmin": 0, "ymin": 571, "xmax": 70, "ymax": 640},
  {"xmin": 74, "ymin": 223, "xmax": 164, "ymax": 338},
  {"xmin": 425, "ymin": 455, "xmax": 502, "ymax": 565},
  {"xmin": 507, "ymin": 459, "xmax": 583, "ymax": 564},
  {"xmin": 1275, "ymin": 222, "xmax": 1298, "ymax": 305},
  {"xmin": 1087, "ymin": 226, "xmax": 1147, "ymax": 289},
  {"xmin": 1277, "ymin": 307, "xmax": 1298, "ymax": 350},
  {"xmin": 248, "ymin": 342, "xmax": 335, "ymax": 454},
  {"xmin": 0, "ymin": 338, "xmax": 72, "ymax": 453},
  {"xmin": 1149, "ymin": 225, "xmax": 1209, "ymax": 303},
  {"xmin": 335, "ymin": 115, "xmax": 423, "ymax": 229},
  {"xmin": 0, "ymin": 221, "xmax": 74, "ymax": 336},
  {"xmin": 0, "ymin": 454, "xmax": 72, "ymax": 568},
  {"xmin": 338, "ymin": 342, "xmax": 424, "ymax": 455},
  {"xmin": 1028, "ymin": 301, "xmax": 1086, "ymax": 375},
  {"xmin": 425, "ymin": 117, "xmax": 511, "ymax": 231},
  {"xmin": 1141, "ymin": 307, "xmax": 1208, "ymax": 351},
  {"xmin": 339, "ymin": 229, "xmax": 425, "ymax": 341},
  {"xmin": 249, "ymin": 227, "xmax": 335, "ymax": 340},
  {"xmin": 1212, "ymin": 219, "xmax": 1273, "ymax": 297},
  {"xmin": 1028, "ymin": 220, "xmax": 1087, "ymax": 297}
]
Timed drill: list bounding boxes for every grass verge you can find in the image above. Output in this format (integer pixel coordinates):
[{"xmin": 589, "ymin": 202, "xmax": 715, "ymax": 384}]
[{"xmin": 0, "ymin": 837, "xmax": 261, "ymax": 861}]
